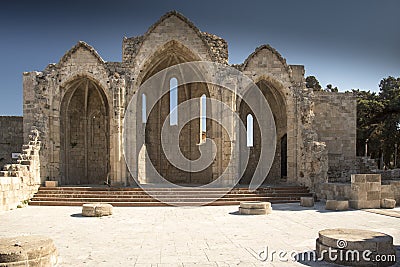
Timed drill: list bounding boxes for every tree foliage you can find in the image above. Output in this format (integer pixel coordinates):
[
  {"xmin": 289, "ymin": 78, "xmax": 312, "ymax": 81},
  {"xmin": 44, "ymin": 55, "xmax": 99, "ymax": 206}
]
[
  {"xmin": 354, "ymin": 76, "xmax": 400, "ymax": 168},
  {"xmin": 325, "ymin": 84, "xmax": 339, "ymax": 92},
  {"xmin": 306, "ymin": 76, "xmax": 322, "ymax": 91},
  {"xmin": 305, "ymin": 76, "xmax": 339, "ymax": 92}
]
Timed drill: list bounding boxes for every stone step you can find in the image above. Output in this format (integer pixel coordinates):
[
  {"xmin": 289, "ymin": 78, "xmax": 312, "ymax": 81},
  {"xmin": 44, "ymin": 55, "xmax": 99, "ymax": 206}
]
[
  {"xmin": 36, "ymin": 187, "xmax": 310, "ymax": 193},
  {"xmin": 30, "ymin": 196, "xmax": 304, "ymax": 202},
  {"xmin": 32, "ymin": 192, "xmax": 312, "ymax": 198},
  {"xmin": 29, "ymin": 185, "xmax": 311, "ymax": 207},
  {"xmin": 28, "ymin": 199, "xmax": 301, "ymax": 207}
]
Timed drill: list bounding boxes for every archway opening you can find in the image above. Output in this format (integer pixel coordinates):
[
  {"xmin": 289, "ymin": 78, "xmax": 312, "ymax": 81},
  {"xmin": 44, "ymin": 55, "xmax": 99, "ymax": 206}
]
[
  {"xmin": 139, "ymin": 42, "xmax": 215, "ymax": 185},
  {"xmin": 60, "ymin": 77, "xmax": 110, "ymax": 185},
  {"xmin": 239, "ymin": 80, "xmax": 287, "ymax": 184}
]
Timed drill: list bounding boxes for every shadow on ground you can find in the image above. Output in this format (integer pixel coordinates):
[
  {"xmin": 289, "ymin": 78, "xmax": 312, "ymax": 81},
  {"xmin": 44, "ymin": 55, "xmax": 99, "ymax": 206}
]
[
  {"xmin": 227, "ymin": 202, "xmax": 356, "ymax": 215},
  {"xmin": 70, "ymin": 213, "xmax": 84, "ymax": 218}
]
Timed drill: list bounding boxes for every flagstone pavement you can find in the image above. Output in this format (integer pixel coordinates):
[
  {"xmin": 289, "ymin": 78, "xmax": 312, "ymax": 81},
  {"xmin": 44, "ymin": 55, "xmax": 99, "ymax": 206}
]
[{"xmin": 0, "ymin": 202, "xmax": 399, "ymax": 266}]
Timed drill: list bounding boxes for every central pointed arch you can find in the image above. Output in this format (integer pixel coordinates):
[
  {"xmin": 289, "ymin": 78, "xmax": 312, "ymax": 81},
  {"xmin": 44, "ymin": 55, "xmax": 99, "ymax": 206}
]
[{"xmin": 137, "ymin": 40, "xmax": 215, "ymax": 185}]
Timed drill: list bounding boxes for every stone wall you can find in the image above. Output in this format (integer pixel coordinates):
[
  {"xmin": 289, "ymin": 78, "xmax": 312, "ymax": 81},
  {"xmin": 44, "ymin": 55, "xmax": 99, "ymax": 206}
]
[
  {"xmin": 320, "ymin": 174, "xmax": 400, "ymax": 207},
  {"xmin": 0, "ymin": 129, "xmax": 41, "ymax": 211},
  {"xmin": 0, "ymin": 116, "xmax": 23, "ymax": 169},
  {"xmin": 313, "ymin": 92, "xmax": 357, "ymax": 182}
]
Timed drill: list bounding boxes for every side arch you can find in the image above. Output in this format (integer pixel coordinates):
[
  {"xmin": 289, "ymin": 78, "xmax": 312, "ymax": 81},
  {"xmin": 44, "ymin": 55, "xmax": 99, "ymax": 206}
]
[
  {"xmin": 238, "ymin": 76, "xmax": 291, "ymax": 184},
  {"xmin": 60, "ymin": 76, "xmax": 110, "ymax": 185}
]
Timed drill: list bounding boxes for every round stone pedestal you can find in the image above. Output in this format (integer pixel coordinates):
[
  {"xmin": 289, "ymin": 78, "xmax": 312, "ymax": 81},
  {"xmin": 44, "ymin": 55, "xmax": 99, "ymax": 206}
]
[
  {"xmin": 316, "ymin": 228, "xmax": 396, "ymax": 266},
  {"xmin": 82, "ymin": 203, "xmax": 113, "ymax": 217},
  {"xmin": 239, "ymin": 201, "xmax": 272, "ymax": 215},
  {"xmin": 0, "ymin": 235, "xmax": 58, "ymax": 267}
]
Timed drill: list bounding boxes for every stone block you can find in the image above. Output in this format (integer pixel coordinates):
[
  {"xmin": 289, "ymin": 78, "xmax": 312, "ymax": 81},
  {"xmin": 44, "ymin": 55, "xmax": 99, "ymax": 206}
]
[
  {"xmin": 367, "ymin": 191, "xmax": 381, "ymax": 201},
  {"xmin": 45, "ymin": 181, "xmax": 58, "ymax": 187},
  {"xmin": 349, "ymin": 200, "xmax": 380, "ymax": 209},
  {"xmin": 300, "ymin": 197, "xmax": 314, "ymax": 207},
  {"xmin": 365, "ymin": 174, "xmax": 381, "ymax": 183},
  {"xmin": 380, "ymin": 185, "xmax": 394, "ymax": 200},
  {"xmin": 325, "ymin": 200, "xmax": 349, "ymax": 211},
  {"xmin": 367, "ymin": 182, "xmax": 381, "ymax": 192},
  {"xmin": 82, "ymin": 203, "xmax": 113, "ymax": 217},
  {"xmin": 381, "ymin": 198, "xmax": 396, "ymax": 209},
  {"xmin": 351, "ymin": 174, "xmax": 366, "ymax": 183}
]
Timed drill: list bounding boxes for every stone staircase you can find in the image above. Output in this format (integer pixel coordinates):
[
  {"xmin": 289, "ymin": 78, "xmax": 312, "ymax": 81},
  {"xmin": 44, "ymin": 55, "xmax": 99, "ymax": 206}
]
[{"xmin": 29, "ymin": 186, "xmax": 313, "ymax": 207}]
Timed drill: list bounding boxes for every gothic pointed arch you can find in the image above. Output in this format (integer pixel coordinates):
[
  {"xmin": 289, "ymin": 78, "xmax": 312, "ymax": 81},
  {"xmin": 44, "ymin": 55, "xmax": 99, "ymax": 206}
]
[{"xmin": 60, "ymin": 76, "xmax": 110, "ymax": 185}]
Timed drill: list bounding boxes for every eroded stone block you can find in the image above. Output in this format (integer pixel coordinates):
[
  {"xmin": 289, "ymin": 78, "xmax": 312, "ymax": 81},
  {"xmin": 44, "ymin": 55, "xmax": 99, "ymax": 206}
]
[
  {"xmin": 381, "ymin": 198, "xmax": 396, "ymax": 209},
  {"xmin": 82, "ymin": 203, "xmax": 113, "ymax": 217},
  {"xmin": 300, "ymin": 197, "xmax": 314, "ymax": 207},
  {"xmin": 325, "ymin": 200, "xmax": 349, "ymax": 211}
]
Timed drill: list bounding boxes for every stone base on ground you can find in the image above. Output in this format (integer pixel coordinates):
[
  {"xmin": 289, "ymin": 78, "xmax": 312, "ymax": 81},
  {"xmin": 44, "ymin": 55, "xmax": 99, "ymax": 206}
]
[
  {"xmin": 82, "ymin": 203, "xmax": 113, "ymax": 217},
  {"xmin": 325, "ymin": 200, "xmax": 349, "ymax": 211},
  {"xmin": 316, "ymin": 228, "xmax": 396, "ymax": 266},
  {"xmin": 239, "ymin": 201, "xmax": 272, "ymax": 215},
  {"xmin": 300, "ymin": 197, "xmax": 314, "ymax": 207},
  {"xmin": 381, "ymin": 198, "xmax": 396, "ymax": 209},
  {"xmin": 44, "ymin": 181, "xmax": 58, "ymax": 187},
  {"xmin": 0, "ymin": 235, "xmax": 58, "ymax": 266}
]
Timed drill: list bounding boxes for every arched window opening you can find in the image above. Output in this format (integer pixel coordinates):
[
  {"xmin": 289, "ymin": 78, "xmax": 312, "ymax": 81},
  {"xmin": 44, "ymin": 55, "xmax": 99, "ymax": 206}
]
[
  {"xmin": 200, "ymin": 94, "xmax": 206, "ymax": 143},
  {"xmin": 170, "ymin": 77, "xmax": 178, "ymax": 125},
  {"xmin": 247, "ymin": 114, "xmax": 254, "ymax": 147},
  {"xmin": 142, "ymin": 93, "xmax": 147, "ymax": 123}
]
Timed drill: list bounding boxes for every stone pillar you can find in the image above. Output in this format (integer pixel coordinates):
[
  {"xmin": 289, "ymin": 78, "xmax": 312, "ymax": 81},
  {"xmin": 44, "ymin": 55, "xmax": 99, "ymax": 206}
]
[{"xmin": 110, "ymin": 73, "xmax": 127, "ymax": 186}]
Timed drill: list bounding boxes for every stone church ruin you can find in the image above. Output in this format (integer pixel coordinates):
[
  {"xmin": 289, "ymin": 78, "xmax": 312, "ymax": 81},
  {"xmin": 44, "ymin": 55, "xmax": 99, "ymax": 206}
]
[{"xmin": 1, "ymin": 11, "xmax": 399, "ymax": 210}]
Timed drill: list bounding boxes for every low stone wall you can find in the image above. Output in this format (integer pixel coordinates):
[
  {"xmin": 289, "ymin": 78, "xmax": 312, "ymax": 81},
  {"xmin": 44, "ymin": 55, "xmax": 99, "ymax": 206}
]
[
  {"xmin": 321, "ymin": 174, "xmax": 400, "ymax": 208},
  {"xmin": 321, "ymin": 182, "xmax": 351, "ymax": 200},
  {"xmin": 382, "ymin": 180, "xmax": 400, "ymax": 204},
  {"xmin": 0, "ymin": 129, "xmax": 41, "ymax": 211}
]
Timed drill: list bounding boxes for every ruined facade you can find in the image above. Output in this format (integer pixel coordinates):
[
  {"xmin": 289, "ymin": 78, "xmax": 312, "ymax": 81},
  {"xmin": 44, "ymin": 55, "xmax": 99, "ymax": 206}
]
[{"xmin": 17, "ymin": 11, "xmax": 358, "ymax": 194}]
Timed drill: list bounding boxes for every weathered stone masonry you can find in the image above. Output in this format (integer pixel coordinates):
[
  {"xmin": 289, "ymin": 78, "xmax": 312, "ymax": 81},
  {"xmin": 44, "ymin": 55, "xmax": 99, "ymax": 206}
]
[
  {"xmin": 3, "ymin": 11, "xmax": 360, "ymax": 201},
  {"xmin": 0, "ymin": 116, "xmax": 23, "ymax": 169}
]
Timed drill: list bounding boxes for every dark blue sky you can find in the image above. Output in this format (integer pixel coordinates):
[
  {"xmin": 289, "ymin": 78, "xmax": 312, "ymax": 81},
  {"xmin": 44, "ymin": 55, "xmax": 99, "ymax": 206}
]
[{"xmin": 0, "ymin": 0, "xmax": 399, "ymax": 115}]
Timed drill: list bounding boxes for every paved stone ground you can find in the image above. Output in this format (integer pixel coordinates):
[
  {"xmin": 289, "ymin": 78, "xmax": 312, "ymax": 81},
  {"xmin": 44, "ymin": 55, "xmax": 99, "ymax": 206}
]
[{"xmin": 0, "ymin": 203, "xmax": 399, "ymax": 266}]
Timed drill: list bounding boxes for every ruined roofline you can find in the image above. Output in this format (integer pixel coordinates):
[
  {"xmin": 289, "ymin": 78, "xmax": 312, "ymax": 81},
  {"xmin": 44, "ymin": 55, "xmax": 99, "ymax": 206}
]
[
  {"xmin": 123, "ymin": 10, "xmax": 228, "ymax": 64},
  {"xmin": 58, "ymin": 41, "xmax": 105, "ymax": 65},
  {"xmin": 242, "ymin": 44, "xmax": 291, "ymax": 73}
]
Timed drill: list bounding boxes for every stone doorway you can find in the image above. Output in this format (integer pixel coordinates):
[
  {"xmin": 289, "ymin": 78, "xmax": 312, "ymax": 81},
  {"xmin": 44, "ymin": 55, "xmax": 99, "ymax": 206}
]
[{"xmin": 60, "ymin": 78, "xmax": 110, "ymax": 185}]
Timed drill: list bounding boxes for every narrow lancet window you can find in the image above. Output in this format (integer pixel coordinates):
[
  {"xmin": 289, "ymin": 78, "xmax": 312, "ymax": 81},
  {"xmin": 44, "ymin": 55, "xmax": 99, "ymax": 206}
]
[
  {"xmin": 142, "ymin": 94, "xmax": 147, "ymax": 123},
  {"xmin": 200, "ymin": 94, "xmax": 206, "ymax": 143},
  {"xmin": 170, "ymin": 77, "xmax": 178, "ymax": 125},
  {"xmin": 247, "ymin": 114, "xmax": 254, "ymax": 147}
]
